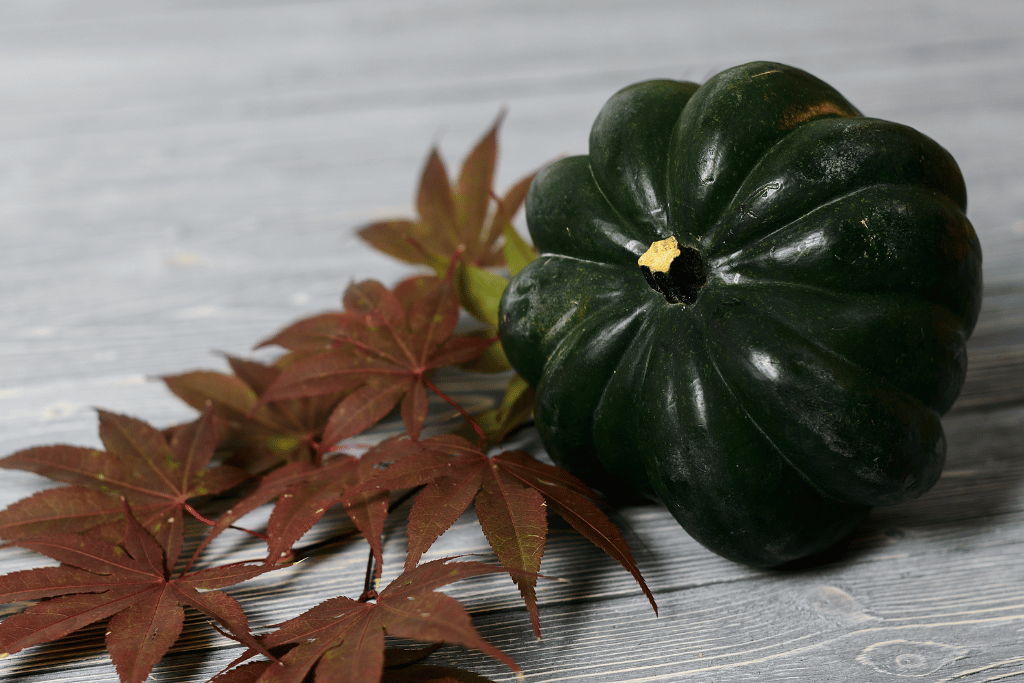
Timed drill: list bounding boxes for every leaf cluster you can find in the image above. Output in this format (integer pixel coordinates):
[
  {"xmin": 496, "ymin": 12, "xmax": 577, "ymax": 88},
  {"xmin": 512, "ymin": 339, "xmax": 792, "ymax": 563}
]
[{"xmin": 0, "ymin": 115, "xmax": 655, "ymax": 683}]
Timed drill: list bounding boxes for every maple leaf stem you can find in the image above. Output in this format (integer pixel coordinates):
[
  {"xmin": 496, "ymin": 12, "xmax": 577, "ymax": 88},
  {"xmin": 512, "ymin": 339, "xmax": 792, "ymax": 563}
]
[
  {"xmin": 359, "ymin": 547, "xmax": 378, "ymax": 602},
  {"xmin": 232, "ymin": 525, "xmax": 269, "ymax": 544},
  {"xmin": 181, "ymin": 506, "xmax": 269, "ymax": 574},
  {"xmin": 446, "ymin": 244, "xmax": 466, "ymax": 274},
  {"xmin": 205, "ymin": 620, "xmax": 280, "ymax": 665},
  {"xmin": 184, "ymin": 502, "xmax": 220, "ymax": 527},
  {"xmin": 422, "ymin": 376, "xmax": 487, "ymax": 449},
  {"xmin": 308, "ymin": 433, "xmax": 326, "ymax": 466},
  {"xmin": 206, "ymin": 619, "xmax": 237, "ymax": 643}
]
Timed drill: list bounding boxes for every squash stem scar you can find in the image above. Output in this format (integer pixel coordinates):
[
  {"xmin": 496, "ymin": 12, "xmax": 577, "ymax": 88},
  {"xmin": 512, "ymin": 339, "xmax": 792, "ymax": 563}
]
[{"xmin": 638, "ymin": 236, "xmax": 708, "ymax": 304}]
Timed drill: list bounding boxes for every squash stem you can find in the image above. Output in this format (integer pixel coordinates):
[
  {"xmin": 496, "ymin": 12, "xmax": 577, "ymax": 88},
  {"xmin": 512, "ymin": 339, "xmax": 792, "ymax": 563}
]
[{"xmin": 638, "ymin": 236, "xmax": 707, "ymax": 304}]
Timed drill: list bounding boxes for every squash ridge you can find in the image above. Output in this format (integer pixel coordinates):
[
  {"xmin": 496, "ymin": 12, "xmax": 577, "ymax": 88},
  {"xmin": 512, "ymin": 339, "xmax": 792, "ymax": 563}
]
[
  {"xmin": 695, "ymin": 290, "xmax": 945, "ymax": 504},
  {"xmin": 684, "ymin": 303, "xmax": 815, "ymax": 496}
]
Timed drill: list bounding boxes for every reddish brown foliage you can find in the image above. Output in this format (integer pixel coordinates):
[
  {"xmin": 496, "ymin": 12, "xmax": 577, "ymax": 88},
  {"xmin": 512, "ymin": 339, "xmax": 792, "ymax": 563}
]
[
  {"xmin": 343, "ymin": 435, "xmax": 657, "ymax": 636},
  {"xmin": 0, "ymin": 117, "xmax": 654, "ymax": 683},
  {"xmin": 0, "ymin": 505, "xmax": 275, "ymax": 683},
  {"xmin": 357, "ymin": 113, "xmax": 537, "ymax": 269},
  {"xmin": 221, "ymin": 558, "xmax": 523, "ymax": 683},
  {"xmin": 0, "ymin": 408, "xmax": 247, "ymax": 572},
  {"xmin": 164, "ymin": 355, "xmax": 347, "ymax": 470},
  {"xmin": 257, "ymin": 274, "xmax": 493, "ymax": 448}
]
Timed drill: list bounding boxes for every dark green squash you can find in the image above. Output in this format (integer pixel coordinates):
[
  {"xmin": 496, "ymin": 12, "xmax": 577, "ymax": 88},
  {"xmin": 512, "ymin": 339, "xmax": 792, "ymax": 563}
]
[{"xmin": 498, "ymin": 62, "xmax": 983, "ymax": 567}]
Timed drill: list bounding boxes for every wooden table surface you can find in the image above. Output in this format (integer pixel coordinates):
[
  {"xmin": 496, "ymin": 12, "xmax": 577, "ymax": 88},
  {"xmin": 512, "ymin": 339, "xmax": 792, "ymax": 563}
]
[{"xmin": 2, "ymin": 1, "xmax": 1023, "ymax": 681}]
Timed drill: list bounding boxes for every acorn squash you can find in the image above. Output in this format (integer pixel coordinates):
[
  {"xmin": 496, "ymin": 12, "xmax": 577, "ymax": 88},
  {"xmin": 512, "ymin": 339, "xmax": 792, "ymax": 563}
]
[{"xmin": 498, "ymin": 62, "xmax": 982, "ymax": 567}]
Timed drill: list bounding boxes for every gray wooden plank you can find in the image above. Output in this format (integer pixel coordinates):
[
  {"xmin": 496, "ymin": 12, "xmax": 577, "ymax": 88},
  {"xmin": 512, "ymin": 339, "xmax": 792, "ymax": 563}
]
[{"xmin": 6, "ymin": 399, "xmax": 1023, "ymax": 682}]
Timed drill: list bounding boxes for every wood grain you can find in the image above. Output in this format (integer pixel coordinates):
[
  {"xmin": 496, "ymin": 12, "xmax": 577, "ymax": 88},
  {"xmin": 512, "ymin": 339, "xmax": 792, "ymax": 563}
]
[{"xmin": 2, "ymin": 1, "xmax": 1023, "ymax": 681}]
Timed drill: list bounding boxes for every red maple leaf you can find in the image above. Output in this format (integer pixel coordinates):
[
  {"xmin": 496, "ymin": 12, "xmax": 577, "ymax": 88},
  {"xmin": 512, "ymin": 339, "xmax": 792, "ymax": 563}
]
[
  {"xmin": 0, "ymin": 407, "xmax": 248, "ymax": 572},
  {"xmin": 357, "ymin": 112, "xmax": 537, "ymax": 269},
  {"xmin": 256, "ymin": 274, "xmax": 494, "ymax": 449},
  {"xmin": 0, "ymin": 504, "xmax": 277, "ymax": 683},
  {"xmin": 164, "ymin": 354, "xmax": 347, "ymax": 471},
  {"xmin": 342, "ymin": 435, "xmax": 657, "ymax": 636},
  {"xmin": 220, "ymin": 557, "xmax": 523, "ymax": 683},
  {"xmin": 184, "ymin": 437, "xmax": 428, "ymax": 574}
]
